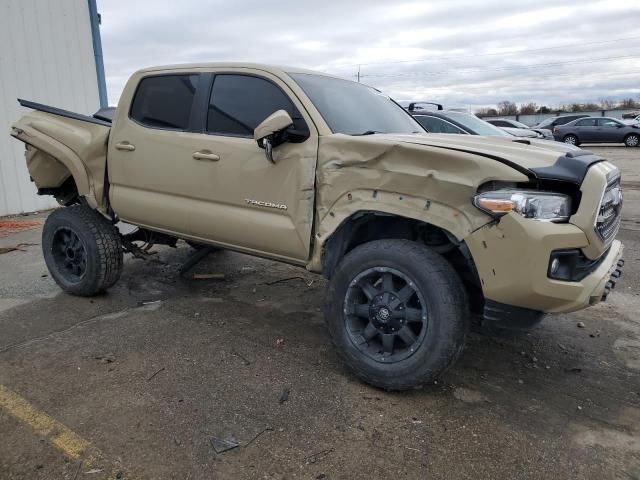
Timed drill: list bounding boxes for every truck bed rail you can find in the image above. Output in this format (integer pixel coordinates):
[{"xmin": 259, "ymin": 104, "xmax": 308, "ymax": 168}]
[{"xmin": 17, "ymin": 99, "xmax": 112, "ymax": 127}]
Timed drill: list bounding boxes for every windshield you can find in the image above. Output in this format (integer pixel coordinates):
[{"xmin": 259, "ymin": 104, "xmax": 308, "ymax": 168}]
[
  {"xmin": 444, "ymin": 112, "xmax": 510, "ymax": 136},
  {"xmin": 536, "ymin": 118, "xmax": 554, "ymax": 128},
  {"xmin": 289, "ymin": 73, "xmax": 422, "ymax": 135}
]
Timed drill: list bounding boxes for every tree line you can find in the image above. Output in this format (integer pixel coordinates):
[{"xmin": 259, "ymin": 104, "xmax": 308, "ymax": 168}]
[{"xmin": 476, "ymin": 98, "xmax": 640, "ymax": 117}]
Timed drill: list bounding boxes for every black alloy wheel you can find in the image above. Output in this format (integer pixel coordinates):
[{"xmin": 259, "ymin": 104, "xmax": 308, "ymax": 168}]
[
  {"xmin": 51, "ymin": 227, "xmax": 88, "ymax": 281},
  {"xmin": 344, "ymin": 267, "xmax": 427, "ymax": 363}
]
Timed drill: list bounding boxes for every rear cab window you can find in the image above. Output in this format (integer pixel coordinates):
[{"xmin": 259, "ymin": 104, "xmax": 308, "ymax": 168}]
[{"xmin": 130, "ymin": 74, "xmax": 199, "ymax": 130}]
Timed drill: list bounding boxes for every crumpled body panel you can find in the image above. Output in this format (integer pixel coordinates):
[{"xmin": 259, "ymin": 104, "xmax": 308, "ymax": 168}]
[
  {"xmin": 12, "ymin": 111, "xmax": 110, "ymax": 210},
  {"xmin": 308, "ymin": 133, "xmax": 530, "ymax": 270}
]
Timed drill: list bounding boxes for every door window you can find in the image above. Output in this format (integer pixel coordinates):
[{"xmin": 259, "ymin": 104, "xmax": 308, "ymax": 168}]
[
  {"xmin": 415, "ymin": 116, "xmax": 466, "ymax": 134},
  {"xmin": 598, "ymin": 118, "xmax": 622, "ymax": 127},
  {"xmin": 130, "ymin": 74, "xmax": 199, "ymax": 130},
  {"xmin": 207, "ymin": 74, "xmax": 307, "ymax": 137},
  {"xmin": 575, "ymin": 119, "xmax": 597, "ymax": 127}
]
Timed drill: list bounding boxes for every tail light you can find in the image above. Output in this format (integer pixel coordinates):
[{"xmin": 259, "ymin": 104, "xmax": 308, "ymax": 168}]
[{"xmin": 553, "ymin": 126, "xmax": 559, "ymax": 134}]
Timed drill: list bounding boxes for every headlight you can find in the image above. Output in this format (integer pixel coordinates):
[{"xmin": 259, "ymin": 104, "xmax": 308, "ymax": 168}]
[{"xmin": 474, "ymin": 190, "xmax": 571, "ymax": 222}]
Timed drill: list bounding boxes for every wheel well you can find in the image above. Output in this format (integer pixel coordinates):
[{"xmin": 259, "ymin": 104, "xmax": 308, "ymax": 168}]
[
  {"xmin": 624, "ymin": 132, "xmax": 639, "ymax": 140},
  {"xmin": 37, "ymin": 176, "xmax": 79, "ymax": 206},
  {"xmin": 322, "ymin": 212, "xmax": 484, "ymax": 313}
]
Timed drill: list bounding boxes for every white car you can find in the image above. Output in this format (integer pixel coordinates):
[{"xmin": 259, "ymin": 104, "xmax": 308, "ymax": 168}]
[{"xmin": 486, "ymin": 118, "xmax": 554, "ymax": 140}]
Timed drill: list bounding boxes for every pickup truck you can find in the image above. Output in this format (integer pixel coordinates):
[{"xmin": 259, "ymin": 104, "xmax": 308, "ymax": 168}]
[{"xmin": 10, "ymin": 63, "xmax": 624, "ymax": 390}]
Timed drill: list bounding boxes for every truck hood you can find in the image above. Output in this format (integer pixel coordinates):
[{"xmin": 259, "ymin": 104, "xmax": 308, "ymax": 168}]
[{"xmin": 356, "ymin": 133, "xmax": 606, "ymax": 184}]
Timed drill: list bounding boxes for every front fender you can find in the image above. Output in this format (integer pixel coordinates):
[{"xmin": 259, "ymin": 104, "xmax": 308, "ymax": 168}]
[{"xmin": 306, "ymin": 189, "xmax": 478, "ymax": 272}]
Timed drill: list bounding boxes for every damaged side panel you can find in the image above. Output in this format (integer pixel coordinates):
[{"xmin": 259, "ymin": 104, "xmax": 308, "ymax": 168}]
[
  {"xmin": 308, "ymin": 134, "xmax": 529, "ymax": 270},
  {"xmin": 11, "ymin": 111, "xmax": 110, "ymax": 210}
]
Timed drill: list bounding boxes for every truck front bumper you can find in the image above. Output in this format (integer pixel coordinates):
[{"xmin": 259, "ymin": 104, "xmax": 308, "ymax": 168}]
[{"xmin": 465, "ymin": 213, "xmax": 624, "ymax": 314}]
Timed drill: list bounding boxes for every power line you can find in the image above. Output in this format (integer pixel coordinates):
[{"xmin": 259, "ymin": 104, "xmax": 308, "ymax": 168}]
[
  {"xmin": 359, "ymin": 54, "xmax": 640, "ymax": 79},
  {"xmin": 323, "ymin": 35, "xmax": 640, "ymax": 69}
]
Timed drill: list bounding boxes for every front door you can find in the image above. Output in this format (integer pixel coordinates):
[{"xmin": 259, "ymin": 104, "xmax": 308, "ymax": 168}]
[
  {"xmin": 184, "ymin": 71, "xmax": 318, "ymax": 263},
  {"xmin": 595, "ymin": 118, "xmax": 625, "ymax": 142}
]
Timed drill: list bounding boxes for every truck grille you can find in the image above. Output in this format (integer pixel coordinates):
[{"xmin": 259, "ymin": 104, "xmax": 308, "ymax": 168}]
[{"xmin": 596, "ymin": 177, "xmax": 622, "ymax": 241}]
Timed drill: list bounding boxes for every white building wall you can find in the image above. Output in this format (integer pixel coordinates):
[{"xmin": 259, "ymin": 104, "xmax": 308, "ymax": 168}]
[{"xmin": 0, "ymin": 0, "xmax": 101, "ymax": 216}]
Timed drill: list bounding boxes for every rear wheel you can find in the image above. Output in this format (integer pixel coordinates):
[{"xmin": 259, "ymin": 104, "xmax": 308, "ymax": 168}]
[
  {"xmin": 42, "ymin": 205, "xmax": 123, "ymax": 296},
  {"xmin": 624, "ymin": 133, "xmax": 639, "ymax": 147},
  {"xmin": 563, "ymin": 134, "xmax": 579, "ymax": 146},
  {"xmin": 325, "ymin": 239, "xmax": 468, "ymax": 390}
]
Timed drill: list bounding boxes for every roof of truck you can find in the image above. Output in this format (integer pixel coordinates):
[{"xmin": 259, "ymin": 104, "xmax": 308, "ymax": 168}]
[{"xmin": 136, "ymin": 62, "xmax": 339, "ymax": 78}]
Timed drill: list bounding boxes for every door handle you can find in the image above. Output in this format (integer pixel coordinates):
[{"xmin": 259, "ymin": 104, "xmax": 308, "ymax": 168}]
[
  {"xmin": 192, "ymin": 151, "xmax": 220, "ymax": 161},
  {"xmin": 115, "ymin": 142, "xmax": 135, "ymax": 151}
]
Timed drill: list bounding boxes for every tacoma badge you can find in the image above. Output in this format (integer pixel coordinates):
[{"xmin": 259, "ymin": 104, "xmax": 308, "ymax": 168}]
[{"xmin": 244, "ymin": 198, "xmax": 288, "ymax": 210}]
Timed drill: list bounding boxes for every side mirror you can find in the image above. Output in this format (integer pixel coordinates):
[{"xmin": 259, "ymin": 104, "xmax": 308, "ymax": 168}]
[{"xmin": 254, "ymin": 110, "xmax": 294, "ymax": 163}]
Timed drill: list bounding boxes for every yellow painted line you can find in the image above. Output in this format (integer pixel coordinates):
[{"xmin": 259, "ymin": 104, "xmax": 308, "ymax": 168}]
[
  {"xmin": 0, "ymin": 384, "xmax": 119, "ymax": 471},
  {"xmin": 0, "ymin": 384, "xmax": 95, "ymax": 461}
]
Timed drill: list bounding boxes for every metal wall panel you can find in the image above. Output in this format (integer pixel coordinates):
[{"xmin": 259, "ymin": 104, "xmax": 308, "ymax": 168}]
[{"xmin": 0, "ymin": 0, "xmax": 100, "ymax": 216}]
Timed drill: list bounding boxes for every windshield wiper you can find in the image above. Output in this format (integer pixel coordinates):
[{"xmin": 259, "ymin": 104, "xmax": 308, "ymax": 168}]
[{"xmin": 352, "ymin": 130, "xmax": 385, "ymax": 136}]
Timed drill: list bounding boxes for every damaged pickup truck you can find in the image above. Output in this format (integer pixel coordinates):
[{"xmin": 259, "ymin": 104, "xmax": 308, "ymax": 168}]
[{"xmin": 11, "ymin": 63, "xmax": 624, "ymax": 390}]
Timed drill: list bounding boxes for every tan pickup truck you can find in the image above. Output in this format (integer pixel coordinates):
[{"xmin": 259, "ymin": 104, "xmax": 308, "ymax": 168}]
[{"xmin": 10, "ymin": 63, "xmax": 624, "ymax": 390}]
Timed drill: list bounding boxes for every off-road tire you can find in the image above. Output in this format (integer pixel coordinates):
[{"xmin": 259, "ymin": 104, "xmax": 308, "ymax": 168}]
[
  {"xmin": 563, "ymin": 134, "xmax": 579, "ymax": 146},
  {"xmin": 624, "ymin": 133, "xmax": 639, "ymax": 147},
  {"xmin": 325, "ymin": 239, "xmax": 468, "ymax": 390},
  {"xmin": 42, "ymin": 205, "xmax": 123, "ymax": 296}
]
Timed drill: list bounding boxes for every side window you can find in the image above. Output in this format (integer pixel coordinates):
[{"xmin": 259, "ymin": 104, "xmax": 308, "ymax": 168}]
[
  {"xmin": 130, "ymin": 74, "xmax": 199, "ymax": 130},
  {"xmin": 416, "ymin": 116, "xmax": 465, "ymax": 134},
  {"xmin": 207, "ymin": 74, "xmax": 307, "ymax": 137},
  {"xmin": 492, "ymin": 120, "xmax": 510, "ymax": 127},
  {"xmin": 575, "ymin": 119, "xmax": 596, "ymax": 127},
  {"xmin": 598, "ymin": 119, "xmax": 620, "ymax": 127}
]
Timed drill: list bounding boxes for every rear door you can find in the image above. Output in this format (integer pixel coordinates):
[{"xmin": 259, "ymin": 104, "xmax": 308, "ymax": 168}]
[
  {"xmin": 108, "ymin": 72, "xmax": 206, "ymax": 235},
  {"xmin": 573, "ymin": 118, "xmax": 598, "ymax": 142}
]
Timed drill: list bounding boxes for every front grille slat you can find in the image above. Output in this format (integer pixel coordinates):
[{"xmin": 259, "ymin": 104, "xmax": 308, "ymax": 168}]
[{"xmin": 596, "ymin": 178, "xmax": 622, "ymax": 241}]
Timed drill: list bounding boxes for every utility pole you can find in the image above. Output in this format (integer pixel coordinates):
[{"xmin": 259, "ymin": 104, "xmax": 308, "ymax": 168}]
[{"xmin": 357, "ymin": 64, "xmax": 361, "ymax": 83}]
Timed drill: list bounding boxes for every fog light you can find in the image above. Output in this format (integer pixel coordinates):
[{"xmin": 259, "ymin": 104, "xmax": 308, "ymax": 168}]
[{"xmin": 550, "ymin": 258, "xmax": 560, "ymax": 275}]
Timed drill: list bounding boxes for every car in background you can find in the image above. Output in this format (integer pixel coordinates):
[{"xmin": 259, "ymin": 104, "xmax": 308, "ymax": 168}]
[
  {"xmin": 553, "ymin": 117, "xmax": 640, "ymax": 147},
  {"xmin": 486, "ymin": 118, "xmax": 554, "ymax": 140},
  {"xmin": 533, "ymin": 114, "xmax": 589, "ymax": 130},
  {"xmin": 408, "ymin": 109, "xmax": 544, "ymax": 140}
]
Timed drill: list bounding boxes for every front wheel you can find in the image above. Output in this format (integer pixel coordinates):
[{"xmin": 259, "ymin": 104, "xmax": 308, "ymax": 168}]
[
  {"xmin": 563, "ymin": 134, "xmax": 579, "ymax": 146},
  {"xmin": 325, "ymin": 239, "xmax": 468, "ymax": 390},
  {"xmin": 624, "ymin": 133, "xmax": 639, "ymax": 147},
  {"xmin": 42, "ymin": 205, "xmax": 123, "ymax": 296}
]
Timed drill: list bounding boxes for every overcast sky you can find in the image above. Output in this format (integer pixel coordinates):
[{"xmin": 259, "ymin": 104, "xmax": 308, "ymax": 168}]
[{"xmin": 97, "ymin": 0, "xmax": 640, "ymax": 110}]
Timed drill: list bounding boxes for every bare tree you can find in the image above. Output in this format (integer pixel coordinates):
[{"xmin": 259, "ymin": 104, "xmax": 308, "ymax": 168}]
[
  {"xmin": 475, "ymin": 107, "xmax": 498, "ymax": 117},
  {"xmin": 599, "ymin": 98, "xmax": 616, "ymax": 110},
  {"xmin": 620, "ymin": 98, "xmax": 639, "ymax": 109},
  {"xmin": 519, "ymin": 102, "xmax": 537, "ymax": 115},
  {"xmin": 497, "ymin": 101, "xmax": 518, "ymax": 116}
]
